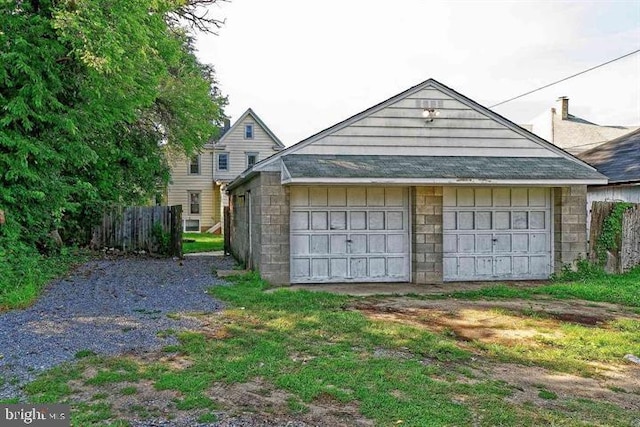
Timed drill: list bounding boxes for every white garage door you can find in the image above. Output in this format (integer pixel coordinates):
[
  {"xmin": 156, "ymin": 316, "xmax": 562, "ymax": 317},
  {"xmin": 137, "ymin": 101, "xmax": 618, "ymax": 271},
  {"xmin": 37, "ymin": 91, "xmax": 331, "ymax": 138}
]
[
  {"xmin": 443, "ymin": 187, "xmax": 552, "ymax": 281},
  {"xmin": 290, "ymin": 186, "xmax": 410, "ymax": 283}
]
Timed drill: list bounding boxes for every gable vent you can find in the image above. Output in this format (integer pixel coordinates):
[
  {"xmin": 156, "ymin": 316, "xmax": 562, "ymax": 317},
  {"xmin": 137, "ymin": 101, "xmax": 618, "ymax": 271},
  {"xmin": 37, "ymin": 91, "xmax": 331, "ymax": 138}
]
[{"xmin": 423, "ymin": 100, "xmax": 444, "ymax": 109}]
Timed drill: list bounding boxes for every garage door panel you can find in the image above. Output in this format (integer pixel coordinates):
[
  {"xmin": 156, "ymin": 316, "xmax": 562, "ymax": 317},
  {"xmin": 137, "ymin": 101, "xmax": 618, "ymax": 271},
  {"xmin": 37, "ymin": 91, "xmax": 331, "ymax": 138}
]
[
  {"xmin": 458, "ymin": 212, "xmax": 474, "ymax": 230},
  {"xmin": 310, "ymin": 188, "xmax": 328, "ymax": 206},
  {"xmin": 386, "ymin": 212, "xmax": 404, "ymax": 230},
  {"xmin": 443, "ymin": 257, "xmax": 457, "ymax": 277},
  {"xmin": 495, "ymin": 257, "xmax": 512, "ymax": 275},
  {"xmin": 367, "ymin": 188, "xmax": 385, "ymax": 206},
  {"xmin": 350, "ymin": 211, "xmax": 367, "ymax": 230},
  {"xmin": 310, "ymin": 235, "xmax": 329, "ymax": 254},
  {"xmin": 494, "ymin": 234, "xmax": 511, "ymax": 252},
  {"xmin": 292, "ymin": 259, "xmax": 310, "ymax": 278},
  {"xmin": 350, "ymin": 234, "xmax": 367, "ymax": 254},
  {"xmin": 387, "ymin": 234, "xmax": 405, "ymax": 253},
  {"xmin": 444, "ymin": 212, "xmax": 456, "ymax": 230},
  {"xmin": 330, "ymin": 211, "xmax": 347, "ymax": 230},
  {"xmin": 347, "ymin": 188, "xmax": 366, "ymax": 206},
  {"xmin": 292, "ymin": 212, "xmax": 309, "ymax": 230},
  {"xmin": 493, "ymin": 188, "xmax": 511, "ymax": 206},
  {"xmin": 475, "ymin": 188, "xmax": 492, "ymax": 206},
  {"xmin": 512, "ymin": 234, "xmax": 529, "ymax": 252},
  {"xmin": 513, "ymin": 257, "xmax": 529, "ymax": 275},
  {"xmin": 369, "ymin": 235, "xmax": 386, "ymax": 253},
  {"xmin": 443, "ymin": 234, "xmax": 457, "ymax": 253},
  {"xmin": 476, "ymin": 257, "xmax": 493, "ymax": 275},
  {"xmin": 292, "ymin": 235, "xmax": 309, "ymax": 255},
  {"xmin": 369, "ymin": 211, "xmax": 385, "ymax": 230},
  {"xmin": 476, "ymin": 234, "xmax": 493, "ymax": 252},
  {"xmin": 457, "ymin": 188, "xmax": 474, "ymax": 206},
  {"xmin": 476, "ymin": 212, "xmax": 492, "ymax": 229},
  {"xmin": 291, "ymin": 187, "xmax": 309, "ymax": 206},
  {"xmin": 513, "ymin": 212, "xmax": 528, "ymax": 229},
  {"xmin": 292, "ymin": 186, "xmax": 409, "ymax": 283},
  {"xmin": 330, "ymin": 235, "xmax": 347, "ymax": 254},
  {"xmin": 328, "ymin": 187, "xmax": 347, "ymax": 206},
  {"xmin": 458, "ymin": 234, "xmax": 475, "ymax": 253},
  {"xmin": 311, "ymin": 212, "xmax": 328, "ymax": 230},
  {"xmin": 529, "ymin": 188, "xmax": 547, "ymax": 206},
  {"xmin": 312, "ymin": 259, "xmax": 329, "ymax": 277},
  {"xmin": 530, "ymin": 233, "xmax": 548, "ymax": 253},
  {"xmin": 385, "ymin": 188, "xmax": 404, "ymax": 206},
  {"xmin": 330, "ymin": 259, "xmax": 348, "ymax": 278},
  {"xmin": 494, "ymin": 212, "xmax": 510, "ymax": 229},
  {"xmin": 530, "ymin": 211, "xmax": 545, "ymax": 229},
  {"xmin": 388, "ymin": 258, "xmax": 405, "ymax": 276},
  {"xmin": 351, "ymin": 258, "xmax": 367, "ymax": 277},
  {"xmin": 370, "ymin": 258, "xmax": 386, "ymax": 277},
  {"xmin": 443, "ymin": 187, "xmax": 551, "ymax": 281}
]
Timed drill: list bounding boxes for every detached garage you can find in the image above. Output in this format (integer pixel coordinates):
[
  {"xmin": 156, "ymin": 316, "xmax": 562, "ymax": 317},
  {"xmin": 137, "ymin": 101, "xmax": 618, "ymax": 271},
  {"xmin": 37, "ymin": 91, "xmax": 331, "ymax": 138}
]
[{"xmin": 226, "ymin": 79, "xmax": 607, "ymax": 285}]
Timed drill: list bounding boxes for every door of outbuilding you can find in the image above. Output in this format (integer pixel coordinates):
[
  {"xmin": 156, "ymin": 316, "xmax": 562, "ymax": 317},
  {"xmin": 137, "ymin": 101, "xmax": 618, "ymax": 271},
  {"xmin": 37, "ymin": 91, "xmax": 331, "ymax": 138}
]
[
  {"xmin": 443, "ymin": 187, "xmax": 552, "ymax": 281},
  {"xmin": 290, "ymin": 186, "xmax": 410, "ymax": 283}
]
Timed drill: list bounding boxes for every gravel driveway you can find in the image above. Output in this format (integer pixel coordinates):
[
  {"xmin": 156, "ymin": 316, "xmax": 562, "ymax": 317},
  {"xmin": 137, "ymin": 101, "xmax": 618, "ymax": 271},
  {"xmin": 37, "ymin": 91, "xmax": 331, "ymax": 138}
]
[{"xmin": 0, "ymin": 255, "xmax": 234, "ymax": 400}]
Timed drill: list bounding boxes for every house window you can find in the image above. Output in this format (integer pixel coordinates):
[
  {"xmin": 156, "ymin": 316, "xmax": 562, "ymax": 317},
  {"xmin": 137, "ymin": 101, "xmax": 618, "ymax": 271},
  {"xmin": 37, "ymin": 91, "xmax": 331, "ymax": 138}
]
[
  {"xmin": 188, "ymin": 155, "xmax": 200, "ymax": 175},
  {"xmin": 188, "ymin": 191, "xmax": 200, "ymax": 214},
  {"xmin": 247, "ymin": 152, "xmax": 258, "ymax": 168},
  {"xmin": 245, "ymin": 124, "xmax": 254, "ymax": 139},
  {"xmin": 184, "ymin": 219, "xmax": 200, "ymax": 232},
  {"xmin": 217, "ymin": 153, "xmax": 229, "ymax": 171}
]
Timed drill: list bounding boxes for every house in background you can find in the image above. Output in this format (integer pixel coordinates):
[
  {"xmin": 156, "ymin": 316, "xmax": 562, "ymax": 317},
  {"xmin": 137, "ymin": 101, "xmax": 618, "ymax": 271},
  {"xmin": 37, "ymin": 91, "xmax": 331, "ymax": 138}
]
[
  {"xmin": 578, "ymin": 128, "xmax": 640, "ymax": 223},
  {"xmin": 527, "ymin": 97, "xmax": 637, "ymax": 155},
  {"xmin": 166, "ymin": 108, "xmax": 284, "ymax": 232},
  {"xmin": 226, "ymin": 79, "xmax": 606, "ymax": 285}
]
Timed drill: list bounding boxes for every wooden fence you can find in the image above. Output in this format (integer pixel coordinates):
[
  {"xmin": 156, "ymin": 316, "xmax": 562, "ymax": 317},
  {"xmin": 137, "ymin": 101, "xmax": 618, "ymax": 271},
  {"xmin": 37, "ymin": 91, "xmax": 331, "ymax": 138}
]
[
  {"xmin": 91, "ymin": 205, "xmax": 182, "ymax": 257},
  {"xmin": 589, "ymin": 202, "xmax": 640, "ymax": 273}
]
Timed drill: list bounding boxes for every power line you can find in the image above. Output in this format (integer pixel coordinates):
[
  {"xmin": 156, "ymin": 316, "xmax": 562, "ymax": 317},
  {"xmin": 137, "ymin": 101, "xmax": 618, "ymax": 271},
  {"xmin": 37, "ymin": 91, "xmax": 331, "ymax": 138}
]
[{"xmin": 490, "ymin": 49, "xmax": 640, "ymax": 108}]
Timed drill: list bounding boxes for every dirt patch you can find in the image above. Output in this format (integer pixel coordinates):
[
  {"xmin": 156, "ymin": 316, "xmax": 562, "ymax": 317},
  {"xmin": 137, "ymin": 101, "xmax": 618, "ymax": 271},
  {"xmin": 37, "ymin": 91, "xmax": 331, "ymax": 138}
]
[
  {"xmin": 482, "ymin": 362, "xmax": 640, "ymax": 412},
  {"xmin": 208, "ymin": 378, "xmax": 374, "ymax": 427},
  {"xmin": 351, "ymin": 296, "xmax": 640, "ymax": 415}
]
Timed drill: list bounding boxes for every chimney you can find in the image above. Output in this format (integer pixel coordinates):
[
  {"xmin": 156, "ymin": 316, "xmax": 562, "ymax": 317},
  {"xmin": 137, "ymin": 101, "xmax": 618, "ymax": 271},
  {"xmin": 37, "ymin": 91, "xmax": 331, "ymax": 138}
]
[
  {"xmin": 222, "ymin": 118, "xmax": 231, "ymax": 134},
  {"xmin": 556, "ymin": 96, "xmax": 569, "ymax": 120}
]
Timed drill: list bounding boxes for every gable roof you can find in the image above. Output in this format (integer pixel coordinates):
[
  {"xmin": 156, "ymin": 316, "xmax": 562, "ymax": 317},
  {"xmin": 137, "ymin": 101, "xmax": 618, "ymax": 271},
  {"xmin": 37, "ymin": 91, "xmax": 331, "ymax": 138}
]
[
  {"xmin": 256, "ymin": 78, "xmax": 596, "ymax": 169},
  {"xmin": 218, "ymin": 108, "xmax": 285, "ymax": 148},
  {"xmin": 281, "ymin": 155, "xmax": 605, "ymax": 184},
  {"xmin": 228, "ymin": 78, "xmax": 606, "ymax": 191},
  {"xmin": 578, "ymin": 128, "xmax": 640, "ymax": 184}
]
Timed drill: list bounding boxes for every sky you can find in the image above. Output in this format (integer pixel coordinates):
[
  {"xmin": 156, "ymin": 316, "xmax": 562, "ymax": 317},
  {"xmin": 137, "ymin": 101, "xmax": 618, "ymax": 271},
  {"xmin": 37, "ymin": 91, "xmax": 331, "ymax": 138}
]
[{"xmin": 195, "ymin": 0, "xmax": 640, "ymax": 146}]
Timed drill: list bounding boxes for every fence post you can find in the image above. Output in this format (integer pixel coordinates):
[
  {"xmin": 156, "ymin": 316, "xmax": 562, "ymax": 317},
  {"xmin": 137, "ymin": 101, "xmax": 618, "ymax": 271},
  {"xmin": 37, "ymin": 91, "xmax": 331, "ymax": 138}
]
[
  {"xmin": 224, "ymin": 206, "xmax": 231, "ymax": 255},
  {"xmin": 170, "ymin": 205, "xmax": 183, "ymax": 258}
]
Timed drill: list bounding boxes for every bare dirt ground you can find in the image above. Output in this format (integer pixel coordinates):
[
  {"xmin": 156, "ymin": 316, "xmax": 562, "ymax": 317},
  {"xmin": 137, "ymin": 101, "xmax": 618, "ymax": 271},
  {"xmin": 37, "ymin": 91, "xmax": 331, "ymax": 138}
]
[{"xmin": 351, "ymin": 296, "xmax": 640, "ymax": 413}]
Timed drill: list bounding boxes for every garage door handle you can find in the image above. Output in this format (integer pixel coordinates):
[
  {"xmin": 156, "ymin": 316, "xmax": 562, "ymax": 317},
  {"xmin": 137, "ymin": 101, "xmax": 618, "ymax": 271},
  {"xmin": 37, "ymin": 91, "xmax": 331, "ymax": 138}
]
[
  {"xmin": 346, "ymin": 239, "xmax": 353, "ymax": 243},
  {"xmin": 492, "ymin": 238, "xmax": 498, "ymax": 242}
]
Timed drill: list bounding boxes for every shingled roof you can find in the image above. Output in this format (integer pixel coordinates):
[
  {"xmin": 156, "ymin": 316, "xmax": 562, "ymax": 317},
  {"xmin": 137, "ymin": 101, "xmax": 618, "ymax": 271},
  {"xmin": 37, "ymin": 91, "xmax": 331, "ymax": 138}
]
[
  {"xmin": 282, "ymin": 155, "xmax": 605, "ymax": 182},
  {"xmin": 578, "ymin": 129, "xmax": 640, "ymax": 184}
]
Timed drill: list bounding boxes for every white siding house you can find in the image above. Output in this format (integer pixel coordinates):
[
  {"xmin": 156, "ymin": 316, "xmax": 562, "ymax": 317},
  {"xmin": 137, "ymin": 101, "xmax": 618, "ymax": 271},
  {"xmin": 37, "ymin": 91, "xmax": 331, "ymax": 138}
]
[{"xmin": 166, "ymin": 109, "xmax": 284, "ymax": 232}]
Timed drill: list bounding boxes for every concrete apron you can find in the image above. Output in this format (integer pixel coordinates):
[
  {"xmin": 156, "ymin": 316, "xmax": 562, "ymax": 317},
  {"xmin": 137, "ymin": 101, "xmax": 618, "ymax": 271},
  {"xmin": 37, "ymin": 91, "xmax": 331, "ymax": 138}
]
[{"xmin": 269, "ymin": 281, "xmax": 547, "ymax": 297}]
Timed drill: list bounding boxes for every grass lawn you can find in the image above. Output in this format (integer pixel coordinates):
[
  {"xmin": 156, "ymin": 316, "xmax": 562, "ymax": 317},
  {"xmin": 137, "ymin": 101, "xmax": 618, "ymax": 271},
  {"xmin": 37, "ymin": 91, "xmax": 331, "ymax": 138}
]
[
  {"xmin": 16, "ymin": 270, "xmax": 640, "ymax": 426},
  {"xmin": 182, "ymin": 233, "xmax": 224, "ymax": 254},
  {"xmin": 0, "ymin": 247, "xmax": 88, "ymax": 311},
  {"xmin": 444, "ymin": 266, "xmax": 640, "ymax": 308}
]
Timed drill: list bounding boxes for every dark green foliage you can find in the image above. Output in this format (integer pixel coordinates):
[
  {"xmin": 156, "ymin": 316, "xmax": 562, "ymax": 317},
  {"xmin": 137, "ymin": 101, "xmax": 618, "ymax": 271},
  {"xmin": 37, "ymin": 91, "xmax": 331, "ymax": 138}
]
[
  {"xmin": 0, "ymin": 0, "xmax": 226, "ymax": 302},
  {"xmin": 595, "ymin": 202, "xmax": 633, "ymax": 265}
]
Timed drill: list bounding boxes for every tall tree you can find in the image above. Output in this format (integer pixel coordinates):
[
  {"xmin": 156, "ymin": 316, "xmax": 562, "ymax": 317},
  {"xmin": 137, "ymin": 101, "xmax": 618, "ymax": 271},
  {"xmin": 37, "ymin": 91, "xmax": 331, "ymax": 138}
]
[{"xmin": 0, "ymin": 0, "xmax": 226, "ymax": 248}]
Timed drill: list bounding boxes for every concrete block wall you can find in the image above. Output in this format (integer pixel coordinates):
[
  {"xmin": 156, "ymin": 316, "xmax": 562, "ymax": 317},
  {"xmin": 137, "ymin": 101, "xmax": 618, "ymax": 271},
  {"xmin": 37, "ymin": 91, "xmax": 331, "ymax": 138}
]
[
  {"xmin": 412, "ymin": 186, "xmax": 443, "ymax": 283},
  {"xmin": 228, "ymin": 174, "xmax": 263, "ymax": 271},
  {"xmin": 553, "ymin": 185, "xmax": 588, "ymax": 272},
  {"xmin": 258, "ymin": 172, "xmax": 290, "ymax": 285}
]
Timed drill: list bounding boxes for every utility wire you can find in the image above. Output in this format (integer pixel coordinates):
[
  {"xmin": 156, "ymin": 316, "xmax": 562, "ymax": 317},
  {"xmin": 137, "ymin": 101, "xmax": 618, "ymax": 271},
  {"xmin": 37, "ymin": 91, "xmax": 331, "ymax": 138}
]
[{"xmin": 490, "ymin": 49, "xmax": 640, "ymax": 108}]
